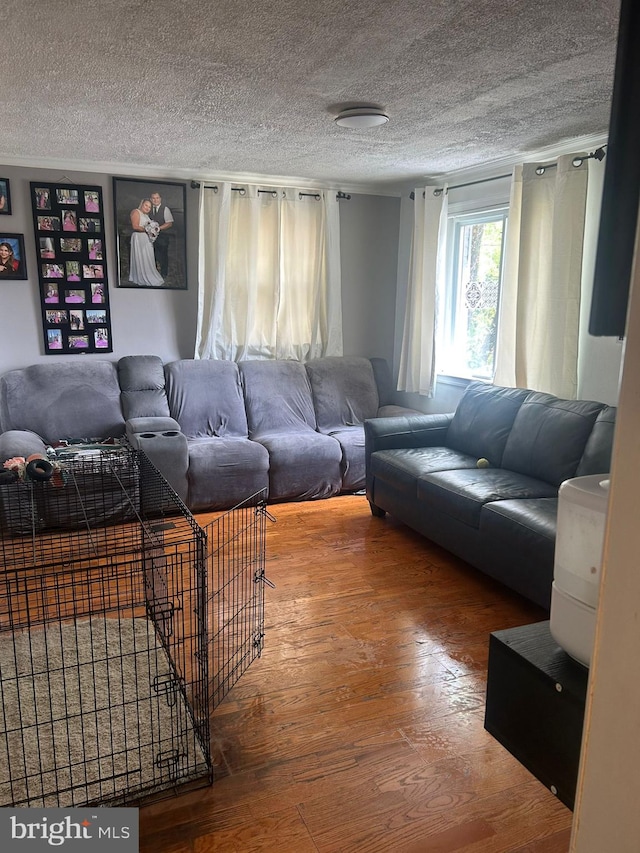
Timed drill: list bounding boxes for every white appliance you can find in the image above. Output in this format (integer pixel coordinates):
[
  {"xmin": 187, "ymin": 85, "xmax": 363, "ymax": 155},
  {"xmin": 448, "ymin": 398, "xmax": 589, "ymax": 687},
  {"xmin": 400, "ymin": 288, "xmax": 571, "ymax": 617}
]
[{"xmin": 550, "ymin": 474, "xmax": 610, "ymax": 667}]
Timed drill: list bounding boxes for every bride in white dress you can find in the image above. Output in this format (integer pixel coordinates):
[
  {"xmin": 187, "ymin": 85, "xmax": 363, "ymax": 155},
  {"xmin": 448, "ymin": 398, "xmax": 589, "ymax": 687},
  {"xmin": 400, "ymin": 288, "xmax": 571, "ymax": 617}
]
[{"xmin": 129, "ymin": 199, "xmax": 164, "ymax": 287}]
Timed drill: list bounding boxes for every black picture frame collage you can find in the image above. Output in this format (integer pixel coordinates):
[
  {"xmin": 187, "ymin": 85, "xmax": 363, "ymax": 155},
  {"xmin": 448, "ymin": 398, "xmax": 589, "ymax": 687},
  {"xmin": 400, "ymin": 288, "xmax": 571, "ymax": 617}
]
[{"xmin": 30, "ymin": 182, "xmax": 113, "ymax": 354}]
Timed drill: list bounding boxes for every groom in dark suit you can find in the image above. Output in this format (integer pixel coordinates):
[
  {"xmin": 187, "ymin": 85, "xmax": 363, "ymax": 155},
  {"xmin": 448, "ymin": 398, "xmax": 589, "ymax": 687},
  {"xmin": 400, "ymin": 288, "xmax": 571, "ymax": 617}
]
[{"xmin": 149, "ymin": 191, "xmax": 174, "ymax": 277}]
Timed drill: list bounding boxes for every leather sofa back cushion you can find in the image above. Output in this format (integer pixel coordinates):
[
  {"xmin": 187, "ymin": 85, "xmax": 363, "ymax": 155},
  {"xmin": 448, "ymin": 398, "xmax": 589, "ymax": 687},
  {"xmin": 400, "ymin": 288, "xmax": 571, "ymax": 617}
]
[
  {"xmin": 446, "ymin": 382, "xmax": 530, "ymax": 466},
  {"xmin": 502, "ymin": 393, "xmax": 604, "ymax": 486},
  {"xmin": 0, "ymin": 361, "xmax": 125, "ymax": 444},
  {"xmin": 240, "ymin": 360, "xmax": 317, "ymax": 435},
  {"xmin": 306, "ymin": 356, "xmax": 379, "ymax": 431},
  {"xmin": 118, "ymin": 355, "xmax": 170, "ymax": 419},
  {"xmin": 164, "ymin": 359, "xmax": 249, "ymax": 438},
  {"xmin": 575, "ymin": 405, "xmax": 616, "ymax": 476}
]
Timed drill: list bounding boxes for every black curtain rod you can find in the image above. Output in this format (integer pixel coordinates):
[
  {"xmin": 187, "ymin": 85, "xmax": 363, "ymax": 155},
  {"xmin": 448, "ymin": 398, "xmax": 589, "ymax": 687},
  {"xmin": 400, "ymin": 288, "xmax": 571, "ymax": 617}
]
[
  {"xmin": 190, "ymin": 180, "xmax": 350, "ymax": 200},
  {"xmin": 432, "ymin": 172, "xmax": 512, "ymax": 197},
  {"xmin": 411, "ymin": 146, "xmax": 607, "ymax": 199},
  {"xmin": 410, "ymin": 172, "xmax": 511, "ymax": 199},
  {"xmin": 535, "ymin": 146, "xmax": 607, "ymax": 176}
]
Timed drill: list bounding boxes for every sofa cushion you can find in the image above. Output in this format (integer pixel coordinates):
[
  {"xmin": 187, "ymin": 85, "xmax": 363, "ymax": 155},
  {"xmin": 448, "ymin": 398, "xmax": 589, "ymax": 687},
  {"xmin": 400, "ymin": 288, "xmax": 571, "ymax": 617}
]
[
  {"xmin": 306, "ymin": 356, "xmax": 379, "ymax": 432},
  {"xmin": 327, "ymin": 427, "xmax": 367, "ymax": 491},
  {"xmin": 575, "ymin": 405, "xmax": 616, "ymax": 476},
  {"xmin": 481, "ymin": 496, "xmax": 557, "ymax": 552},
  {"xmin": 369, "ymin": 357, "xmax": 394, "ymax": 406},
  {"xmin": 0, "ymin": 361, "xmax": 125, "ymax": 444},
  {"xmin": 164, "ymin": 359, "xmax": 249, "ymax": 439},
  {"xmin": 118, "ymin": 355, "xmax": 170, "ymax": 419},
  {"xmin": 240, "ymin": 360, "xmax": 317, "ymax": 435},
  {"xmin": 502, "ymin": 393, "xmax": 604, "ymax": 487},
  {"xmin": 446, "ymin": 382, "xmax": 530, "ymax": 466},
  {"xmin": 255, "ymin": 431, "xmax": 342, "ymax": 501},
  {"xmin": 480, "ymin": 497, "xmax": 559, "ymax": 609},
  {"xmin": 186, "ymin": 437, "xmax": 270, "ymax": 511},
  {"xmin": 417, "ymin": 468, "xmax": 558, "ymax": 528},
  {"xmin": 371, "ymin": 447, "xmax": 479, "ymax": 495}
]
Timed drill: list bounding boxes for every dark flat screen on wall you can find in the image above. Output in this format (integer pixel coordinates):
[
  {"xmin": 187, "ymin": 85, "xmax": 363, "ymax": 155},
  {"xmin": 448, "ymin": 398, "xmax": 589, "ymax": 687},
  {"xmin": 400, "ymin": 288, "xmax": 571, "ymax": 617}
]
[{"xmin": 589, "ymin": 0, "xmax": 640, "ymax": 338}]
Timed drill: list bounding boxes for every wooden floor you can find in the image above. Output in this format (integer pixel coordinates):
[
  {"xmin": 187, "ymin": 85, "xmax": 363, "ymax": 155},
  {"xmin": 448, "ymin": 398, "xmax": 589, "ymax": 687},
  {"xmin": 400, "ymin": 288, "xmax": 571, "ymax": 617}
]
[{"xmin": 139, "ymin": 495, "xmax": 573, "ymax": 853}]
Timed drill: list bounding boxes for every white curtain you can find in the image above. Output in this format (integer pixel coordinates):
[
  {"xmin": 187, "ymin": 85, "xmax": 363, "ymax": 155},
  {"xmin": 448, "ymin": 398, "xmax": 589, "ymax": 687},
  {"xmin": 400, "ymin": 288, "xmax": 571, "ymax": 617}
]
[
  {"xmin": 397, "ymin": 187, "xmax": 448, "ymax": 396},
  {"xmin": 196, "ymin": 183, "xmax": 342, "ymax": 361},
  {"xmin": 494, "ymin": 155, "xmax": 588, "ymax": 397}
]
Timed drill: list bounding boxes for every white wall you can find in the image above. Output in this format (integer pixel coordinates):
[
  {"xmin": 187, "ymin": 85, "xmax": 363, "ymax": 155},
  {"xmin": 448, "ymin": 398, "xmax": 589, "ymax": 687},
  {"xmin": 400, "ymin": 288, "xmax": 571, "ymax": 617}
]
[
  {"xmin": 0, "ymin": 163, "xmax": 401, "ymax": 374},
  {"xmin": 571, "ymin": 217, "xmax": 640, "ymax": 852}
]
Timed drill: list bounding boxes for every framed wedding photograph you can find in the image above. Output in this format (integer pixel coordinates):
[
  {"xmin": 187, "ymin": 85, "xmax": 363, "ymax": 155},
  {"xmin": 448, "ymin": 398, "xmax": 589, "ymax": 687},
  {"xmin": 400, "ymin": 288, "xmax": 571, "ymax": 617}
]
[
  {"xmin": 0, "ymin": 178, "xmax": 11, "ymax": 215},
  {"xmin": 113, "ymin": 176, "xmax": 187, "ymax": 289},
  {"xmin": 0, "ymin": 233, "xmax": 27, "ymax": 279}
]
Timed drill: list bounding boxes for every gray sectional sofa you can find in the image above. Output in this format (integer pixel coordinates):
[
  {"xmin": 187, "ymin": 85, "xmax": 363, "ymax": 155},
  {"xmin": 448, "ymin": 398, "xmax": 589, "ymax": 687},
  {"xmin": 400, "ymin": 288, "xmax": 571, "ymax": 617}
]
[
  {"xmin": 0, "ymin": 354, "xmax": 418, "ymax": 512},
  {"xmin": 365, "ymin": 381, "xmax": 616, "ymax": 609}
]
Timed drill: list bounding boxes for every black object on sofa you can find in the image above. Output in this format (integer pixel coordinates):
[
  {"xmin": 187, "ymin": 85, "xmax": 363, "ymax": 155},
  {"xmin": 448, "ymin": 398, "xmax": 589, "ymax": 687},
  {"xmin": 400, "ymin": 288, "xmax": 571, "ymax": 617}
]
[{"xmin": 365, "ymin": 382, "xmax": 617, "ymax": 609}]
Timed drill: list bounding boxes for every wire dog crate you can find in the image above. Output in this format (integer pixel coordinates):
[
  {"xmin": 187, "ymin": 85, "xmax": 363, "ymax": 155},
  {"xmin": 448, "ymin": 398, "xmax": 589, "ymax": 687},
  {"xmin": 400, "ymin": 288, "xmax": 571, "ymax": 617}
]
[{"xmin": 0, "ymin": 446, "xmax": 269, "ymax": 808}]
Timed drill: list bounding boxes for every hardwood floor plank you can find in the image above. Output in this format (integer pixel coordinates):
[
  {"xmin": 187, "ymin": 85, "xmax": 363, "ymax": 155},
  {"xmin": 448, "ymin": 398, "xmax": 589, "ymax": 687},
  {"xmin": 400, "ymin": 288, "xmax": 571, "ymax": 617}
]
[
  {"xmin": 193, "ymin": 807, "xmax": 318, "ymax": 853},
  {"xmin": 139, "ymin": 496, "xmax": 572, "ymax": 852}
]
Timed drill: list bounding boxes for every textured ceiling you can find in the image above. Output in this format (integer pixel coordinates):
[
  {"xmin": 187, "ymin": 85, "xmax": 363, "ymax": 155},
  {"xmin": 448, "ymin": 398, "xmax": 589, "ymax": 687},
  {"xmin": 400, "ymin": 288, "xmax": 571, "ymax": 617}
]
[{"xmin": 2, "ymin": 0, "xmax": 620, "ymax": 189}]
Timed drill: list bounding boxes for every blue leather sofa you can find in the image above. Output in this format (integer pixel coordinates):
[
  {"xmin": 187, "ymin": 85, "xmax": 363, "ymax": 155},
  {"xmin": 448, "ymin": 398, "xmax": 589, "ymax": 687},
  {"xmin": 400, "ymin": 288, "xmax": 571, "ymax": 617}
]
[{"xmin": 365, "ymin": 382, "xmax": 616, "ymax": 609}]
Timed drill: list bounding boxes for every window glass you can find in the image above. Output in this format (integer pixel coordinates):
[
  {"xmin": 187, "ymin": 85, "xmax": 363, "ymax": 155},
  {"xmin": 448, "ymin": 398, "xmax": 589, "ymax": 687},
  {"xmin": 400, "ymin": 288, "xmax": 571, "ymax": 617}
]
[{"xmin": 439, "ymin": 209, "xmax": 507, "ymax": 380}]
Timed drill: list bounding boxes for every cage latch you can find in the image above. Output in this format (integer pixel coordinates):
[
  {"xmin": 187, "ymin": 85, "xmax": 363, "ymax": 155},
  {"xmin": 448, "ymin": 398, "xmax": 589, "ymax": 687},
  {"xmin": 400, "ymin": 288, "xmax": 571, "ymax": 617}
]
[
  {"xmin": 155, "ymin": 748, "xmax": 186, "ymax": 772},
  {"xmin": 256, "ymin": 501, "xmax": 277, "ymax": 523},
  {"xmin": 255, "ymin": 568, "xmax": 276, "ymax": 589},
  {"xmin": 152, "ymin": 672, "xmax": 183, "ymax": 707}
]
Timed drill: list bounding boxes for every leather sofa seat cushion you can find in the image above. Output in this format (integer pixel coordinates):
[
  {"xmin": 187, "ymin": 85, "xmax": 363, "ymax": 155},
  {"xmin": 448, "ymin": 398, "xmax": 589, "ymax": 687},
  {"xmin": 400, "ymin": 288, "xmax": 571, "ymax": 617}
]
[
  {"xmin": 186, "ymin": 437, "xmax": 269, "ymax": 511},
  {"xmin": 371, "ymin": 447, "xmax": 479, "ymax": 495},
  {"xmin": 446, "ymin": 382, "xmax": 530, "ymax": 466},
  {"xmin": 417, "ymin": 468, "xmax": 558, "ymax": 528},
  {"xmin": 502, "ymin": 393, "xmax": 604, "ymax": 486},
  {"xmin": 480, "ymin": 497, "xmax": 558, "ymax": 564},
  {"xmin": 165, "ymin": 359, "xmax": 249, "ymax": 439}
]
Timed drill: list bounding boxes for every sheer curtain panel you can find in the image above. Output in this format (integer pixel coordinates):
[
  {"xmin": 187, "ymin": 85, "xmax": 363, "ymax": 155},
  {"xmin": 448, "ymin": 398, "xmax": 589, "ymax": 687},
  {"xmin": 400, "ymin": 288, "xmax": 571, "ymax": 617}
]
[
  {"xmin": 397, "ymin": 187, "xmax": 448, "ymax": 396},
  {"xmin": 196, "ymin": 183, "xmax": 342, "ymax": 361},
  {"xmin": 494, "ymin": 155, "xmax": 588, "ymax": 398}
]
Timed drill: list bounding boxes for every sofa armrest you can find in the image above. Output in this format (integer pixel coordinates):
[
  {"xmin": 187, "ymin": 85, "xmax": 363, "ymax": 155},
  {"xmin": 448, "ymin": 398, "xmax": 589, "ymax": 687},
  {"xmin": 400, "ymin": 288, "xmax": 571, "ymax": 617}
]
[
  {"xmin": 0, "ymin": 429, "xmax": 48, "ymax": 463},
  {"xmin": 364, "ymin": 412, "xmax": 454, "ymax": 453},
  {"xmin": 125, "ymin": 416, "xmax": 181, "ymax": 439},
  {"xmin": 125, "ymin": 417, "xmax": 189, "ymax": 503},
  {"xmin": 364, "ymin": 413, "xmax": 454, "ymax": 504}
]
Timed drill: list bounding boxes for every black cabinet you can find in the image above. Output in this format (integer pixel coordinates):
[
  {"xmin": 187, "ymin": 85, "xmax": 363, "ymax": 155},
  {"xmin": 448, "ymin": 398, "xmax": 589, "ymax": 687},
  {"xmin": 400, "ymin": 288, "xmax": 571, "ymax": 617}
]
[{"xmin": 484, "ymin": 620, "xmax": 589, "ymax": 810}]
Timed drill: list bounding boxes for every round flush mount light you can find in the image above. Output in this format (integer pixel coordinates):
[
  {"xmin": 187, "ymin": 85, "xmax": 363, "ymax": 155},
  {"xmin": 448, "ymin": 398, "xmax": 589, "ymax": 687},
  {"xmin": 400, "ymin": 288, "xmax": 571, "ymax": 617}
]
[{"xmin": 334, "ymin": 107, "xmax": 389, "ymax": 129}]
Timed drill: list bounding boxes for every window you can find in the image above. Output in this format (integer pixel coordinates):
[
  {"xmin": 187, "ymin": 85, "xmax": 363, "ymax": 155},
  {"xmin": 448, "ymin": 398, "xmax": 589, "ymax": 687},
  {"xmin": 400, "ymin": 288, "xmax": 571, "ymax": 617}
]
[{"xmin": 439, "ymin": 208, "xmax": 507, "ymax": 380}]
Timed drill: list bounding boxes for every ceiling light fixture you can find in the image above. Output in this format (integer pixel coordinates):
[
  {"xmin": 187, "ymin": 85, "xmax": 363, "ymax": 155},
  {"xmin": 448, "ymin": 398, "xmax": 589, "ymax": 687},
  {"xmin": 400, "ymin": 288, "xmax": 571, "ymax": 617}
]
[{"xmin": 335, "ymin": 106, "xmax": 389, "ymax": 129}]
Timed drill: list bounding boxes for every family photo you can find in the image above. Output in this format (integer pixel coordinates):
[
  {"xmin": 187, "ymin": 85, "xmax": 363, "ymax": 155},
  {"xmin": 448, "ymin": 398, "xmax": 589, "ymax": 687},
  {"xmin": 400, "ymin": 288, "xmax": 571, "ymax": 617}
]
[
  {"xmin": 113, "ymin": 177, "xmax": 187, "ymax": 289},
  {"xmin": 0, "ymin": 178, "xmax": 11, "ymax": 215},
  {"xmin": 0, "ymin": 234, "xmax": 27, "ymax": 279}
]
